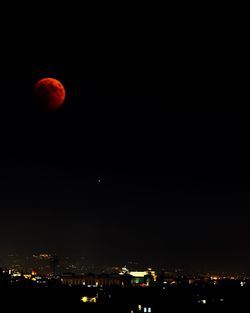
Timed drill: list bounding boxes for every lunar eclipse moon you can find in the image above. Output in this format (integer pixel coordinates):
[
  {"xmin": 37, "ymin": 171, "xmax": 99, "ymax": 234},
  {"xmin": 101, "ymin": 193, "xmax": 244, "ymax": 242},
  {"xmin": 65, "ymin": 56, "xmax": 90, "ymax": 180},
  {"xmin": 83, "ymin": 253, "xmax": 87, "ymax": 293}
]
[{"xmin": 33, "ymin": 78, "xmax": 66, "ymax": 111}]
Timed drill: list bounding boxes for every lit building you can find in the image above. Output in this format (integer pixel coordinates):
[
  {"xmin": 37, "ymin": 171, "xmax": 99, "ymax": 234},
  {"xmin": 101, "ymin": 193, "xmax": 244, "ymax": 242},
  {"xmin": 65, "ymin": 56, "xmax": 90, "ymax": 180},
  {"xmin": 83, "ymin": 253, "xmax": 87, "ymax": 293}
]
[
  {"xmin": 120, "ymin": 268, "xmax": 157, "ymax": 286},
  {"xmin": 61, "ymin": 273, "xmax": 123, "ymax": 287}
]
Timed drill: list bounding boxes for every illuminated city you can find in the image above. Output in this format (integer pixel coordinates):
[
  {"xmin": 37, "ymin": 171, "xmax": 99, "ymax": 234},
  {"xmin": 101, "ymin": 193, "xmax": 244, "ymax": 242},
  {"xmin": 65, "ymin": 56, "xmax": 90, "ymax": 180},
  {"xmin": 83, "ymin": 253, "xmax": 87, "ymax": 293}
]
[
  {"xmin": 1, "ymin": 252, "xmax": 250, "ymax": 311},
  {"xmin": 1, "ymin": 3, "xmax": 249, "ymax": 313}
]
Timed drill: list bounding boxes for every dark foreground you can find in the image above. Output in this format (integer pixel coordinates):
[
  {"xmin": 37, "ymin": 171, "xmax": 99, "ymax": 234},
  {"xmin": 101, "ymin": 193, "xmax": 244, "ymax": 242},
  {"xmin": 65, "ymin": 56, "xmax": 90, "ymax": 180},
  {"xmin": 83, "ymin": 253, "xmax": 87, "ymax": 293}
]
[{"xmin": 0, "ymin": 284, "xmax": 249, "ymax": 312}]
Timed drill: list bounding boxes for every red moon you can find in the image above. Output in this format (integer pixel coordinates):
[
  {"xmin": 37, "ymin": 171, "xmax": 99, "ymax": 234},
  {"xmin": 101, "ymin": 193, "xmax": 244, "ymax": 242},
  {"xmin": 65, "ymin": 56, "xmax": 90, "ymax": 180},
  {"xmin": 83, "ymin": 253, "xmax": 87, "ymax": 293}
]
[{"xmin": 33, "ymin": 78, "xmax": 66, "ymax": 111}]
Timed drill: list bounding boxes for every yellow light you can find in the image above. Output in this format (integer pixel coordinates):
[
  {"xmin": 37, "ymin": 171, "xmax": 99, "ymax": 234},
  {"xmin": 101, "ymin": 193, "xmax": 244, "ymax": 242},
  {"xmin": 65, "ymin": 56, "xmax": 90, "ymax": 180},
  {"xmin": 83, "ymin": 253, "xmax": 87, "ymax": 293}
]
[
  {"xmin": 24, "ymin": 274, "xmax": 32, "ymax": 279},
  {"xmin": 81, "ymin": 296, "xmax": 88, "ymax": 303},
  {"xmin": 138, "ymin": 304, "xmax": 142, "ymax": 311},
  {"xmin": 90, "ymin": 297, "xmax": 97, "ymax": 303}
]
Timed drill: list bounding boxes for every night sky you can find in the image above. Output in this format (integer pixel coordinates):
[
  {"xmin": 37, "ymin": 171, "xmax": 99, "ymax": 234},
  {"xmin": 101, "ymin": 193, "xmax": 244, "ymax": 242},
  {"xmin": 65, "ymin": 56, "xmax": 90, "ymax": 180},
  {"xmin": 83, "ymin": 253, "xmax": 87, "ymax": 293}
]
[{"xmin": 0, "ymin": 4, "xmax": 249, "ymax": 274}]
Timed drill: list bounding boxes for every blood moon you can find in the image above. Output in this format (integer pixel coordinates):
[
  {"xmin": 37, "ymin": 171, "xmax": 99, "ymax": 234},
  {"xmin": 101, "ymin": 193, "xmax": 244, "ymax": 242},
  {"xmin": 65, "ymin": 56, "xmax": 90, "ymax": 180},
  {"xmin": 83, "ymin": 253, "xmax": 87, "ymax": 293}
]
[{"xmin": 33, "ymin": 78, "xmax": 66, "ymax": 111}]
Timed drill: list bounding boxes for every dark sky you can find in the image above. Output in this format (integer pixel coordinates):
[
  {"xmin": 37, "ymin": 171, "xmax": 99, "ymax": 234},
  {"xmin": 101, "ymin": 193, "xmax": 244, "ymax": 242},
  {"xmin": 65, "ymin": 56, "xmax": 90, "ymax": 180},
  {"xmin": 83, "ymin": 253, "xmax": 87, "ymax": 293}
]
[{"xmin": 0, "ymin": 4, "xmax": 249, "ymax": 274}]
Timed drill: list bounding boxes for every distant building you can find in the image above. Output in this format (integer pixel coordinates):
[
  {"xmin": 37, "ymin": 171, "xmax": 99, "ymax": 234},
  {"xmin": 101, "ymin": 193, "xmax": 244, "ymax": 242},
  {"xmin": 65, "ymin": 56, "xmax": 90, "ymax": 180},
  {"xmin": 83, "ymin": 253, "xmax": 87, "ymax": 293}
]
[
  {"xmin": 61, "ymin": 273, "xmax": 123, "ymax": 287},
  {"xmin": 120, "ymin": 267, "xmax": 157, "ymax": 286}
]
